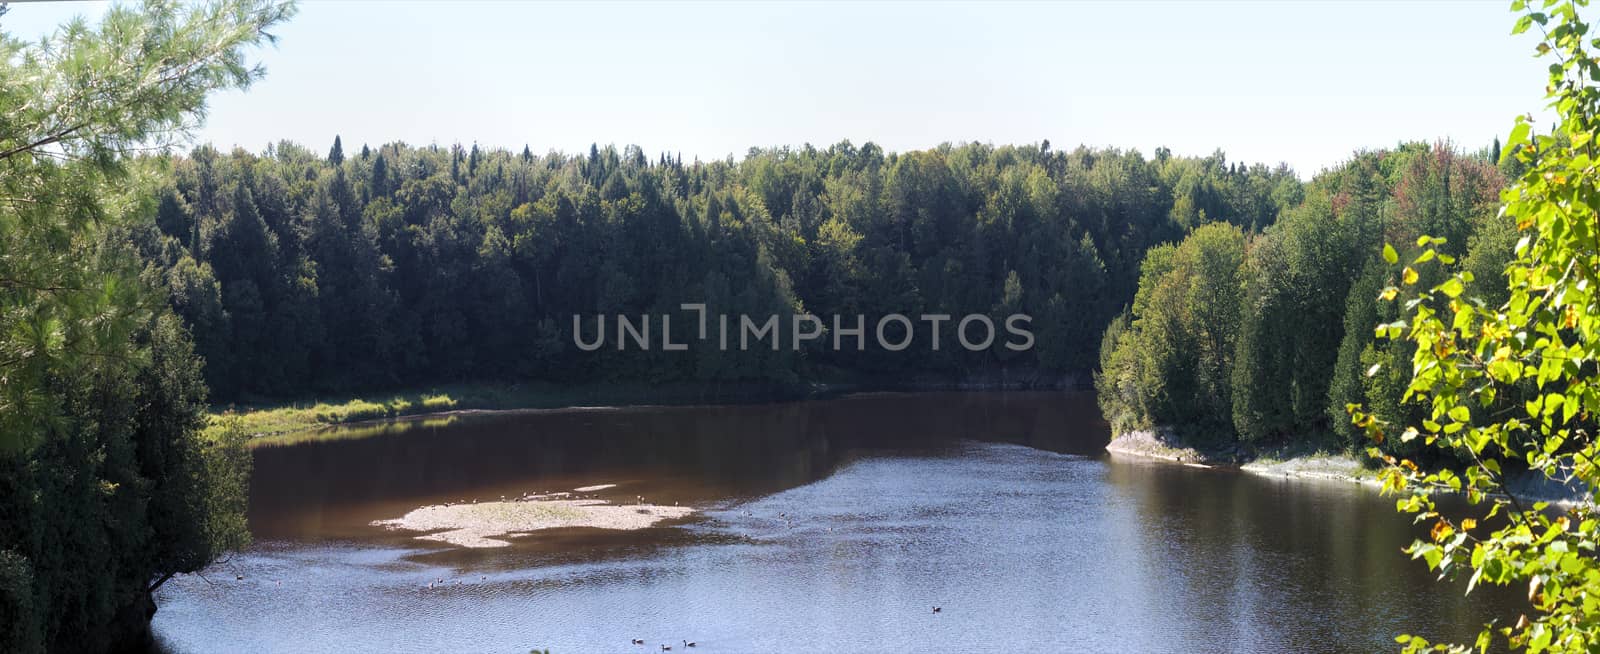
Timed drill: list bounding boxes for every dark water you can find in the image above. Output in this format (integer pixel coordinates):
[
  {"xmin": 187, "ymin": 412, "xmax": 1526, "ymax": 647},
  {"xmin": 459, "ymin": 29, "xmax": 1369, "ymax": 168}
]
[{"xmin": 151, "ymin": 392, "xmax": 1518, "ymax": 653}]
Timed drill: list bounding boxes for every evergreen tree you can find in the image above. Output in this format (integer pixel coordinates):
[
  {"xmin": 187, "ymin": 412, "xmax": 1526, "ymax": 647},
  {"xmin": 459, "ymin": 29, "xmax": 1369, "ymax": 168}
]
[{"xmin": 0, "ymin": 1, "xmax": 294, "ymax": 651}]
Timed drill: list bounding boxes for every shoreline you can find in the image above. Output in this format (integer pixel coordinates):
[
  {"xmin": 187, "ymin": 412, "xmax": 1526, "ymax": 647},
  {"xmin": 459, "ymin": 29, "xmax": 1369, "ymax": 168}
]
[
  {"xmin": 1105, "ymin": 431, "xmax": 1590, "ymax": 506},
  {"xmin": 1105, "ymin": 430, "xmax": 1386, "ymax": 489},
  {"xmin": 208, "ymin": 374, "xmax": 1089, "ymax": 440}
]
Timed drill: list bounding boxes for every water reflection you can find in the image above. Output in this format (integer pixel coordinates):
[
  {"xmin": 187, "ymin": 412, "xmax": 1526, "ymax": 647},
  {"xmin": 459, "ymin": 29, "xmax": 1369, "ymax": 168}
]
[
  {"xmin": 245, "ymin": 392, "xmax": 1103, "ymax": 547},
  {"xmin": 152, "ymin": 392, "xmax": 1520, "ymax": 653},
  {"xmin": 1103, "ymin": 459, "xmax": 1516, "ymax": 652}
]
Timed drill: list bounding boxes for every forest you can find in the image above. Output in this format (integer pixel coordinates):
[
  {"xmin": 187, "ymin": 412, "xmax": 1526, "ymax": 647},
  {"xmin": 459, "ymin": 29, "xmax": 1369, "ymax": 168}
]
[
  {"xmin": 148, "ymin": 130, "xmax": 1520, "ymax": 466},
  {"xmin": 142, "ymin": 138, "xmax": 1300, "ymax": 399},
  {"xmin": 1096, "ymin": 141, "xmax": 1519, "ymax": 458}
]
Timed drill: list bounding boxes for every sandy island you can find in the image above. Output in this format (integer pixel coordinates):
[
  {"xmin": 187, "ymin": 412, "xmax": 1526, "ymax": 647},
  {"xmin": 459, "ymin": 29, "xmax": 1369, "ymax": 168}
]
[{"xmin": 373, "ymin": 494, "xmax": 694, "ymax": 548}]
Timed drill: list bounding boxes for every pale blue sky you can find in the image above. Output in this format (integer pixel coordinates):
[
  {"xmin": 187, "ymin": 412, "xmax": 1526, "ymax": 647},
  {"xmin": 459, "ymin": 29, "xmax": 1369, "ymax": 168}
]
[{"xmin": 2, "ymin": 1, "xmax": 1556, "ymax": 176}]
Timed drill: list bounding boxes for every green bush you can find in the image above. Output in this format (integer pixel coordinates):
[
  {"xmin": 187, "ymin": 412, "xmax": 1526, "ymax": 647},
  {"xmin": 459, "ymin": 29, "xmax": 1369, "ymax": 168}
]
[{"xmin": 420, "ymin": 394, "xmax": 458, "ymax": 411}]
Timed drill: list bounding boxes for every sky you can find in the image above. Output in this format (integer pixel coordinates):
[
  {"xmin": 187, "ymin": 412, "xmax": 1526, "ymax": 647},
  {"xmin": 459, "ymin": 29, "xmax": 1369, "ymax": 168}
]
[{"xmin": 1, "ymin": 0, "xmax": 1557, "ymax": 177}]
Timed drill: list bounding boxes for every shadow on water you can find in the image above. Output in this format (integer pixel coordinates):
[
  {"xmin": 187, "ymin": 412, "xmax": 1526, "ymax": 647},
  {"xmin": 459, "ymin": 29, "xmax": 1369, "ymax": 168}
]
[
  {"xmin": 244, "ymin": 391, "xmax": 1104, "ymax": 549},
  {"xmin": 1102, "ymin": 459, "xmax": 1519, "ymax": 652},
  {"xmin": 151, "ymin": 392, "xmax": 1523, "ymax": 653}
]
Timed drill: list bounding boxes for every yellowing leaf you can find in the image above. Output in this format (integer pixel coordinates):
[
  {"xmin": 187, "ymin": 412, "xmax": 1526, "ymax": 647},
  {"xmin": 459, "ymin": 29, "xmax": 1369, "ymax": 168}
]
[
  {"xmin": 1440, "ymin": 277, "xmax": 1464, "ymax": 298},
  {"xmin": 1403, "ymin": 267, "xmax": 1419, "ymax": 285}
]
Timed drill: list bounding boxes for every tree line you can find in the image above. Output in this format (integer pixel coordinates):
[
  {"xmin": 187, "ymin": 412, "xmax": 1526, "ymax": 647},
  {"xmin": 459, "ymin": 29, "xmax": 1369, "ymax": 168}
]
[
  {"xmin": 141, "ymin": 137, "xmax": 1302, "ymax": 400},
  {"xmin": 1097, "ymin": 140, "xmax": 1520, "ymax": 457}
]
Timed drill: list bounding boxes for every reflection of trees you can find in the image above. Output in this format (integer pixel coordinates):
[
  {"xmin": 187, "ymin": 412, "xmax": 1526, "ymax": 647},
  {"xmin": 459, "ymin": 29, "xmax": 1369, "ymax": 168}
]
[
  {"xmin": 248, "ymin": 392, "xmax": 1107, "ymax": 539},
  {"xmin": 1103, "ymin": 462, "xmax": 1521, "ymax": 652}
]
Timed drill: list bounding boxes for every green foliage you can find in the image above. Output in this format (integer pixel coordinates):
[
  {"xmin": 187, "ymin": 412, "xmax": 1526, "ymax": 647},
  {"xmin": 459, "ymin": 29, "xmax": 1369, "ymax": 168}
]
[
  {"xmin": 1231, "ymin": 191, "xmax": 1365, "ymax": 444},
  {"xmin": 210, "ymin": 391, "xmax": 454, "ymax": 438},
  {"xmin": 0, "ymin": 1, "xmax": 292, "ymax": 651},
  {"xmin": 1097, "ymin": 223, "xmax": 1248, "ymax": 442},
  {"xmin": 420, "ymin": 394, "xmax": 457, "ymax": 411},
  {"xmin": 1350, "ymin": 2, "xmax": 1600, "ymax": 651},
  {"xmin": 144, "ymin": 139, "xmax": 1300, "ymax": 399},
  {"xmin": 1099, "ymin": 141, "xmax": 1504, "ymax": 453}
]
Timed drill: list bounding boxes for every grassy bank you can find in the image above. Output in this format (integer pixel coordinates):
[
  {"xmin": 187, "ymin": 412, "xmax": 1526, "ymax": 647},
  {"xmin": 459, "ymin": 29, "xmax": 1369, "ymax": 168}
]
[
  {"xmin": 205, "ymin": 380, "xmax": 825, "ymax": 439},
  {"xmin": 206, "ymin": 368, "xmax": 1090, "ymax": 440}
]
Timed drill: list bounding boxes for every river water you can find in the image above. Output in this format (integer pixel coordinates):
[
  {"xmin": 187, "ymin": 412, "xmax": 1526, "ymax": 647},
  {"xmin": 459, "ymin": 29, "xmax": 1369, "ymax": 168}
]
[{"xmin": 151, "ymin": 392, "xmax": 1517, "ymax": 653}]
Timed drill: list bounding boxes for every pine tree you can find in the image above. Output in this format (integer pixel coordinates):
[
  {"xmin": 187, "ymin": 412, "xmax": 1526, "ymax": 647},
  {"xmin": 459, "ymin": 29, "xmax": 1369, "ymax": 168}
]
[
  {"xmin": 371, "ymin": 151, "xmax": 389, "ymax": 197},
  {"xmin": 0, "ymin": 1, "xmax": 293, "ymax": 650},
  {"xmin": 328, "ymin": 134, "xmax": 344, "ymax": 165}
]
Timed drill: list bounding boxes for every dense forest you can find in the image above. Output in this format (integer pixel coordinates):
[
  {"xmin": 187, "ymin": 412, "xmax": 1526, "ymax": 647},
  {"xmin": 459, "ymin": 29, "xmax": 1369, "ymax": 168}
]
[
  {"xmin": 140, "ymin": 139, "xmax": 1302, "ymax": 399},
  {"xmin": 144, "ymin": 129, "xmax": 1526, "ymax": 464},
  {"xmin": 1096, "ymin": 141, "xmax": 1520, "ymax": 457}
]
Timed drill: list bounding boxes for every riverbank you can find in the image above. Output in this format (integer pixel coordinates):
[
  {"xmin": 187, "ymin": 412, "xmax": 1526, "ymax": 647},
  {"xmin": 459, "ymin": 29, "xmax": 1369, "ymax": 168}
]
[
  {"xmin": 206, "ymin": 380, "xmax": 828, "ymax": 439},
  {"xmin": 208, "ymin": 372, "xmax": 1090, "ymax": 440},
  {"xmin": 1105, "ymin": 431, "xmax": 1592, "ymax": 505},
  {"xmin": 1105, "ymin": 430, "xmax": 1379, "ymax": 485}
]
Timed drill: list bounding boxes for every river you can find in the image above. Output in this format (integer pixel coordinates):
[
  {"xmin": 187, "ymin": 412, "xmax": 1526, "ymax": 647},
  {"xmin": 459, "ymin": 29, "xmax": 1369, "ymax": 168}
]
[{"xmin": 150, "ymin": 392, "xmax": 1517, "ymax": 653}]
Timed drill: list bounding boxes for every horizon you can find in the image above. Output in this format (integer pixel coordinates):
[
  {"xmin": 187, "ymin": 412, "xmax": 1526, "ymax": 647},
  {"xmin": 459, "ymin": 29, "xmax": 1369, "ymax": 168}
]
[
  {"xmin": 173, "ymin": 134, "xmax": 1460, "ymax": 180},
  {"xmin": 1, "ymin": 0, "xmax": 1553, "ymax": 178}
]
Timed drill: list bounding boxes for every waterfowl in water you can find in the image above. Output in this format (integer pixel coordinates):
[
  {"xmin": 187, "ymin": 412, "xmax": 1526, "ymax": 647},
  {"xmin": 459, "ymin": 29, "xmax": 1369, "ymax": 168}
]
[
  {"xmin": 683, "ymin": 640, "xmax": 696, "ymax": 647},
  {"xmin": 932, "ymin": 606, "xmax": 941, "ymax": 613},
  {"xmin": 661, "ymin": 645, "xmax": 672, "ymax": 651},
  {"xmin": 631, "ymin": 639, "xmax": 644, "ymax": 645}
]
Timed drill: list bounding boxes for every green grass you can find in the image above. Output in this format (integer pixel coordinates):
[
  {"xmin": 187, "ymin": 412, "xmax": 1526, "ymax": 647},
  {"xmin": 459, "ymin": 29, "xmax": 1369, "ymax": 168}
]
[
  {"xmin": 207, "ymin": 379, "xmax": 821, "ymax": 440},
  {"xmin": 249, "ymin": 416, "xmax": 461, "ymax": 448},
  {"xmin": 207, "ymin": 383, "xmax": 524, "ymax": 440}
]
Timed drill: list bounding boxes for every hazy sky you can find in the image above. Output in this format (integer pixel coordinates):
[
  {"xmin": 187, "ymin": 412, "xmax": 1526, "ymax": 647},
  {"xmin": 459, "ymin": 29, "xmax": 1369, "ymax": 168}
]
[{"xmin": 2, "ymin": 1, "xmax": 1556, "ymax": 176}]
